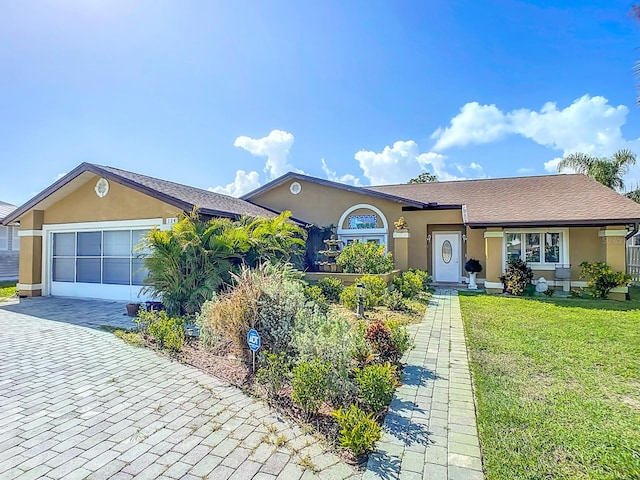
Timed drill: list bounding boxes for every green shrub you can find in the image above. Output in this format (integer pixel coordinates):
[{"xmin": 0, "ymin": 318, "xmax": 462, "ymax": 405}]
[
  {"xmin": 255, "ymin": 264, "xmax": 307, "ymax": 352},
  {"xmin": 256, "ymin": 351, "xmax": 290, "ymax": 400},
  {"xmin": 303, "ymin": 285, "xmax": 329, "ymax": 314},
  {"xmin": 392, "ymin": 269, "xmax": 430, "ymax": 298},
  {"xmin": 135, "ymin": 309, "xmax": 185, "ymax": 351},
  {"xmin": 292, "ymin": 309, "xmax": 357, "ymax": 406},
  {"xmin": 385, "ymin": 319, "xmax": 413, "ymax": 359},
  {"xmin": 197, "ymin": 263, "xmax": 306, "ymax": 357},
  {"xmin": 315, "ymin": 277, "xmax": 344, "ymax": 303},
  {"xmin": 340, "ymin": 275, "xmax": 388, "ymax": 310},
  {"xmin": 355, "ymin": 363, "xmax": 398, "ymax": 413},
  {"xmin": 499, "ymin": 259, "xmax": 533, "ymax": 296},
  {"xmin": 351, "ymin": 321, "xmax": 376, "ymax": 367},
  {"xmin": 383, "ymin": 290, "xmax": 409, "ymax": 311},
  {"xmin": 579, "ymin": 261, "xmax": 632, "ymax": 299},
  {"xmin": 292, "ymin": 359, "xmax": 331, "ymax": 417},
  {"xmin": 336, "ymin": 242, "xmax": 394, "ymax": 274},
  {"xmin": 331, "ymin": 405, "xmax": 382, "ymax": 456}
]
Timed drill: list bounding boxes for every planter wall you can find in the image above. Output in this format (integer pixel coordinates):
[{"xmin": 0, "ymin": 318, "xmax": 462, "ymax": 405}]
[{"xmin": 303, "ymin": 269, "xmax": 402, "ymax": 286}]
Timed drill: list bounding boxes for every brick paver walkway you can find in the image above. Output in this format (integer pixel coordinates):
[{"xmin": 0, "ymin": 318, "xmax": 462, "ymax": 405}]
[
  {"xmin": 0, "ymin": 291, "xmax": 482, "ymax": 479},
  {"xmin": 365, "ymin": 289, "xmax": 483, "ymax": 480},
  {"xmin": 0, "ymin": 298, "xmax": 358, "ymax": 480}
]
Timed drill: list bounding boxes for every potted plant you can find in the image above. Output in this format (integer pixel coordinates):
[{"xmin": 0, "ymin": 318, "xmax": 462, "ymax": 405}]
[
  {"xmin": 464, "ymin": 259, "xmax": 483, "ymax": 290},
  {"xmin": 125, "ymin": 302, "xmax": 142, "ymax": 316}
]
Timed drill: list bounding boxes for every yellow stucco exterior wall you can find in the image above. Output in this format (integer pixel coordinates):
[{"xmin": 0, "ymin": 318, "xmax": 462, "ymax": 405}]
[{"xmin": 44, "ymin": 175, "xmax": 182, "ymax": 224}]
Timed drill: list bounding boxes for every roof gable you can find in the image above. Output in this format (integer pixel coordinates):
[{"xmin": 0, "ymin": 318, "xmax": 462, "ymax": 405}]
[
  {"xmin": 2, "ymin": 163, "xmax": 277, "ymax": 225},
  {"xmin": 242, "ymin": 172, "xmax": 430, "ymax": 209}
]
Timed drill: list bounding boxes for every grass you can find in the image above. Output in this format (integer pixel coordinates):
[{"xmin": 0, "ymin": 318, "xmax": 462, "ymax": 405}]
[
  {"xmin": 0, "ymin": 281, "xmax": 16, "ymax": 301},
  {"xmin": 459, "ymin": 286, "xmax": 640, "ymax": 479}
]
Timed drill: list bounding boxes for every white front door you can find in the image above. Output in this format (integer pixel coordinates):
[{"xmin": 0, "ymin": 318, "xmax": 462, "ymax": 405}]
[{"xmin": 433, "ymin": 233, "xmax": 461, "ymax": 282}]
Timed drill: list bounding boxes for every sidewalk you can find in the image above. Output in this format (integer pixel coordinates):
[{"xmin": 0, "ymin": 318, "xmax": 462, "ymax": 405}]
[{"xmin": 364, "ymin": 288, "xmax": 483, "ymax": 480}]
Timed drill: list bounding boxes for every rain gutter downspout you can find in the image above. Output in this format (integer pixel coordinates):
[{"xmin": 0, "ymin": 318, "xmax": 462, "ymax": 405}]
[{"xmin": 626, "ymin": 222, "xmax": 639, "ymax": 241}]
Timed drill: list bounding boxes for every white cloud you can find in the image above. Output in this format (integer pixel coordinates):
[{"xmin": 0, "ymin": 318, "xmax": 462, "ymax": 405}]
[
  {"xmin": 432, "ymin": 95, "xmax": 640, "ymax": 184},
  {"xmin": 543, "ymin": 157, "xmax": 564, "ymax": 173},
  {"xmin": 211, "ymin": 129, "xmax": 301, "ymax": 198},
  {"xmin": 55, "ymin": 172, "xmax": 67, "ymax": 181},
  {"xmin": 233, "ymin": 129, "xmax": 296, "ymax": 180},
  {"xmin": 432, "ymin": 95, "xmax": 631, "ymax": 156},
  {"xmin": 354, "ymin": 140, "xmax": 483, "ymax": 185},
  {"xmin": 209, "ymin": 170, "xmax": 260, "ymax": 197},
  {"xmin": 517, "ymin": 167, "xmax": 535, "ymax": 174},
  {"xmin": 431, "ymin": 103, "xmax": 509, "ymax": 150},
  {"xmin": 321, "ymin": 159, "xmax": 361, "ymax": 186}
]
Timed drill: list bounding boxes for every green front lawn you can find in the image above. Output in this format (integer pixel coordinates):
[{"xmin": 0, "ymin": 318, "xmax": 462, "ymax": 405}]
[
  {"xmin": 460, "ymin": 287, "xmax": 640, "ymax": 479},
  {"xmin": 0, "ymin": 281, "xmax": 16, "ymax": 301}
]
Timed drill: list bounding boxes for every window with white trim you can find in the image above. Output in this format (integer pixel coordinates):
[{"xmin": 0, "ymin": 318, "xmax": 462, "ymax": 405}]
[
  {"xmin": 506, "ymin": 231, "xmax": 565, "ymax": 265},
  {"xmin": 11, "ymin": 227, "xmax": 19, "ymax": 251},
  {"xmin": 0, "ymin": 226, "xmax": 8, "ymax": 251},
  {"xmin": 52, "ymin": 229, "xmax": 150, "ymax": 285}
]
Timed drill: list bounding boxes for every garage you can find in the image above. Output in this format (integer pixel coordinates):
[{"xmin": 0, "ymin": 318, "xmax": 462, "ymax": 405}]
[{"xmin": 2, "ymin": 162, "xmax": 275, "ymax": 301}]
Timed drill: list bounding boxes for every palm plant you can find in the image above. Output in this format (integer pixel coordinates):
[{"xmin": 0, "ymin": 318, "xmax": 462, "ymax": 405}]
[
  {"xmin": 141, "ymin": 212, "xmax": 234, "ymax": 315},
  {"xmin": 626, "ymin": 182, "xmax": 640, "ymax": 203},
  {"xmin": 243, "ymin": 211, "xmax": 307, "ymax": 267},
  {"xmin": 556, "ymin": 149, "xmax": 637, "ymax": 190},
  {"xmin": 141, "ymin": 210, "xmax": 307, "ymax": 316}
]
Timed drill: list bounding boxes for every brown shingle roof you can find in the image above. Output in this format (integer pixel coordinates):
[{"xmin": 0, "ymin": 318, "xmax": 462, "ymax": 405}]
[
  {"xmin": 2, "ymin": 163, "xmax": 277, "ymax": 225},
  {"xmin": 368, "ymin": 174, "xmax": 640, "ymax": 227},
  {"xmin": 94, "ymin": 164, "xmax": 276, "ymax": 219}
]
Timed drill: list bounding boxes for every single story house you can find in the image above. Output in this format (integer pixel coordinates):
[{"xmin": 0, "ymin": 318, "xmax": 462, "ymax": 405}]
[
  {"xmin": 4, "ymin": 163, "xmax": 640, "ymax": 301},
  {"xmin": 0, "ymin": 201, "xmax": 19, "ymax": 281},
  {"xmin": 1, "ymin": 163, "xmax": 276, "ymax": 301},
  {"xmin": 243, "ymin": 172, "xmax": 640, "ymax": 299}
]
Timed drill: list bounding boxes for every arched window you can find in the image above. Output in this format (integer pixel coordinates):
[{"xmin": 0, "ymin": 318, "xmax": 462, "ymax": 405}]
[{"xmin": 337, "ymin": 204, "xmax": 389, "ymax": 247}]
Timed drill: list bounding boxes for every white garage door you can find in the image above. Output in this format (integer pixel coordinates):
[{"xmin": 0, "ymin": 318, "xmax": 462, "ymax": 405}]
[{"xmin": 48, "ymin": 228, "xmax": 152, "ymax": 301}]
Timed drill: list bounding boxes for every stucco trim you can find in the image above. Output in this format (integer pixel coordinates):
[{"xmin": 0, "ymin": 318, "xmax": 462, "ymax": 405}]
[
  {"xmin": 598, "ymin": 230, "xmax": 628, "ymax": 237},
  {"xmin": 17, "ymin": 283, "xmax": 43, "ymax": 291},
  {"xmin": 393, "ymin": 231, "xmax": 410, "ymax": 239},
  {"xmin": 18, "ymin": 230, "xmax": 43, "ymax": 237},
  {"xmin": 483, "ymin": 231, "xmax": 504, "ymax": 238}
]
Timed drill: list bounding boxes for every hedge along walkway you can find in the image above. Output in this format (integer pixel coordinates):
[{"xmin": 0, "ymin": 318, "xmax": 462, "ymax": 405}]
[{"xmin": 364, "ymin": 289, "xmax": 484, "ymax": 480}]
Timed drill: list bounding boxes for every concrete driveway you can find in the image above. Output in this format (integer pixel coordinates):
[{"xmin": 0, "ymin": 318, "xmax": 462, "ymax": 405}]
[{"xmin": 0, "ymin": 298, "xmax": 358, "ymax": 480}]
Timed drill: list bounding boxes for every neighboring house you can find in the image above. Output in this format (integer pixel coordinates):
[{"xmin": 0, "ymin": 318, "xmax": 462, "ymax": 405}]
[
  {"xmin": 0, "ymin": 201, "xmax": 19, "ymax": 281},
  {"xmin": 243, "ymin": 172, "xmax": 640, "ymax": 300},
  {"xmin": 1, "ymin": 163, "xmax": 276, "ymax": 301}
]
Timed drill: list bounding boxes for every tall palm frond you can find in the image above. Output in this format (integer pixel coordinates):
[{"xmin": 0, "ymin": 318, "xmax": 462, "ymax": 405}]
[{"xmin": 557, "ymin": 149, "xmax": 637, "ymax": 191}]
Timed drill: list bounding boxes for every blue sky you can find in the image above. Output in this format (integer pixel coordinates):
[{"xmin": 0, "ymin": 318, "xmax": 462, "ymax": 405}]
[{"xmin": 2, "ymin": 0, "xmax": 640, "ymax": 205}]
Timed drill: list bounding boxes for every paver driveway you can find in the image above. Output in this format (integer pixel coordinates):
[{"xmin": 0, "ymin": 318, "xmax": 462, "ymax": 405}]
[{"xmin": 0, "ymin": 298, "xmax": 359, "ymax": 480}]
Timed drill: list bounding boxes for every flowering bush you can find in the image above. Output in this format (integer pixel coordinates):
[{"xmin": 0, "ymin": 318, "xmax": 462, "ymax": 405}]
[
  {"xmin": 336, "ymin": 242, "xmax": 393, "ymax": 274},
  {"xmin": 579, "ymin": 261, "xmax": 631, "ymax": 299},
  {"xmin": 499, "ymin": 259, "xmax": 533, "ymax": 296}
]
